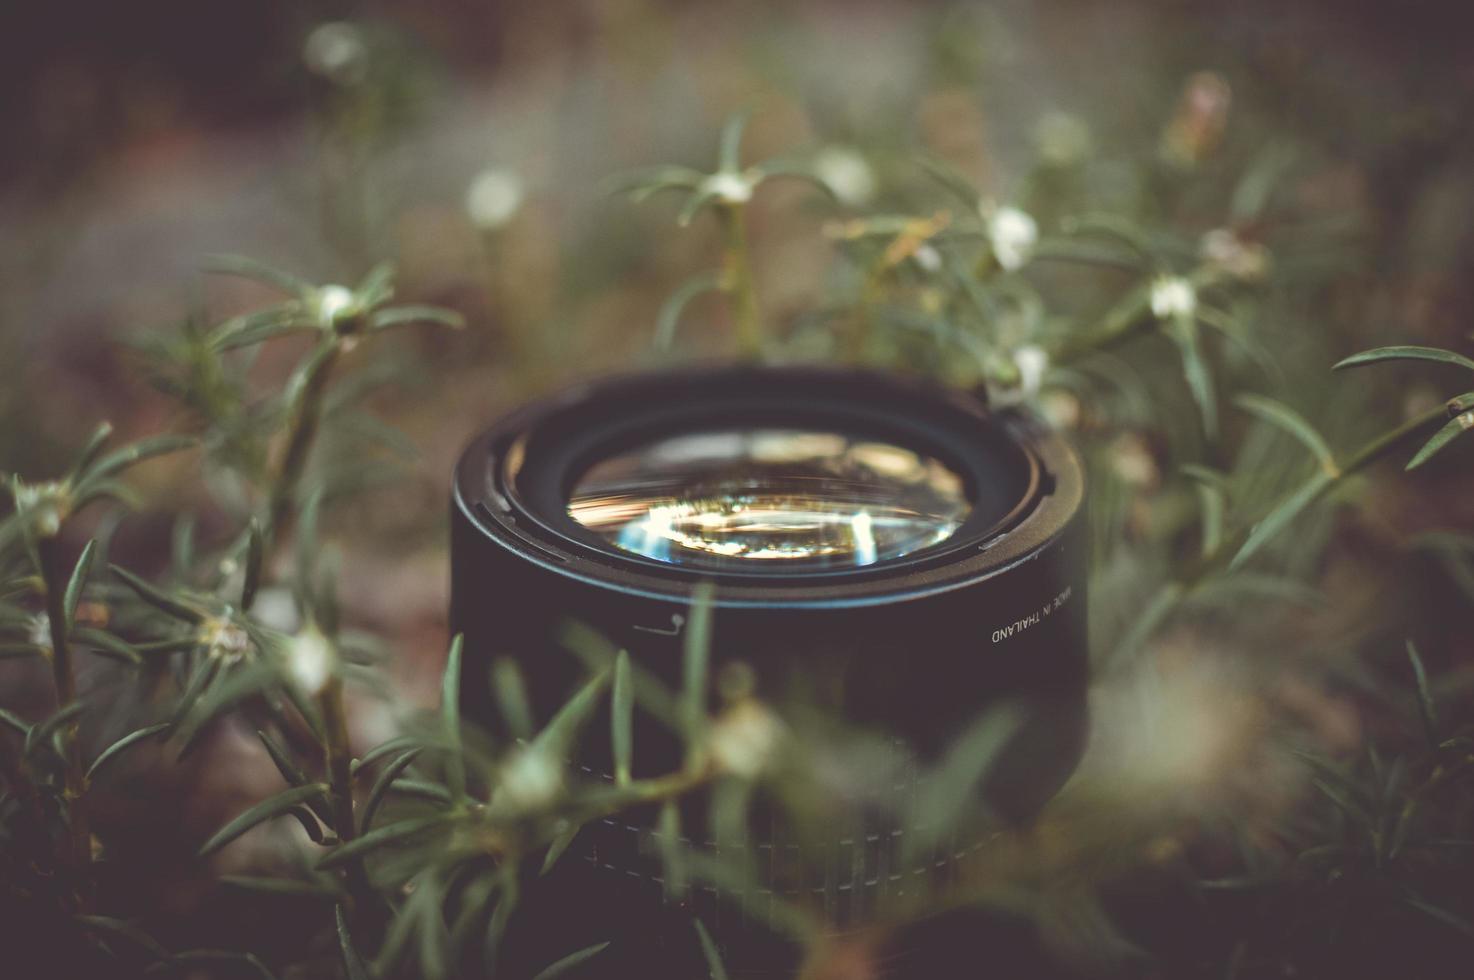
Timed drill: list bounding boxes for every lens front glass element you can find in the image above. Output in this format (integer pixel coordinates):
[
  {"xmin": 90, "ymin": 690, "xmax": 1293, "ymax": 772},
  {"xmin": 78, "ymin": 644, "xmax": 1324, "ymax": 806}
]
[{"xmin": 566, "ymin": 429, "xmax": 972, "ymax": 570}]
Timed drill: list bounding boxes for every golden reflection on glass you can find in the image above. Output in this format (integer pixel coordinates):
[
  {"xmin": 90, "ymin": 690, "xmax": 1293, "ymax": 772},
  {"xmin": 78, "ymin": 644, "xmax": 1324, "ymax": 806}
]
[{"xmin": 566, "ymin": 429, "xmax": 970, "ymax": 569}]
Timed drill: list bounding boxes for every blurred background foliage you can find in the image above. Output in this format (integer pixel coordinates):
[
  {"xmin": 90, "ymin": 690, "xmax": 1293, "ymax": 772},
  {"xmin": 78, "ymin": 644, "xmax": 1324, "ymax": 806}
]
[{"xmin": 2, "ymin": 1, "xmax": 1474, "ymax": 977}]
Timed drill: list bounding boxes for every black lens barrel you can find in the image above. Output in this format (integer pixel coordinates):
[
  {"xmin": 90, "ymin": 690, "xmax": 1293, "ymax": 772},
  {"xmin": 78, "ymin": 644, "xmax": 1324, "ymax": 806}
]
[{"xmin": 450, "ymin": 366, "xmax": 1089, "ymax": 976}]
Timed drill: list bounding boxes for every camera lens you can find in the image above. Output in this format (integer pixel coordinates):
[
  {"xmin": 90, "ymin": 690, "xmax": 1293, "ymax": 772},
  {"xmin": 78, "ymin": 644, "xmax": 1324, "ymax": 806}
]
[
  {"xmin": 450, "ymin": 366, "xmax": 1088, "ymax": 977},
  {"xmin": 566, "ymin": 428, "xmax": 971, "ymax": 569}
]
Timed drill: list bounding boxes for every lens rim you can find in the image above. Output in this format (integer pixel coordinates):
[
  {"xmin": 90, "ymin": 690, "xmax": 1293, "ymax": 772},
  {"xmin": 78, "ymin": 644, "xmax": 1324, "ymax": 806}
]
[{"xmin": 454, "ymin": 366, "xmax": 1082, "ymax": 607}]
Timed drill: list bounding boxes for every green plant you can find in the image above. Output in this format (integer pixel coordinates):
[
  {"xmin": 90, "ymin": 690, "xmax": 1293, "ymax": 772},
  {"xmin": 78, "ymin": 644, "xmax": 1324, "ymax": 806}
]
[{"xmin": 3, "ymin": 93, "xmax": 1473, "ymax": 980}]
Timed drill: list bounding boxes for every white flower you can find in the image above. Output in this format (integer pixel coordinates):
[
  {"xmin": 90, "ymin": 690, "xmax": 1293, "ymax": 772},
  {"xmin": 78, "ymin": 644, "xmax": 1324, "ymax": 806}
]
[
  {"xmin": 496, "ymin": 747, "xmax": 563, "ymax": 811},
  {"xmin": 314, "ymin": 285, "xmax": 357, "ymax": 329},
  {"xmin": 205, "ymin": 619, "xmax": 252, "ymax": 665},
  {"xmin": 709, "ymin": 701, "xmax": 784, "ymax": 779},
  {"xmin": 1150, "ymin": 275, "xmax": 1197, "ymax": 320},
  {"xmin": 1013, "ymin": 344, "xmax": 1050, "ymax": 399},
  {"xmin": 13, "ymin": 481, "xmax": 66, "ymax": 538},
  {"xmin": 912, "ymin": 243, "xmax": 943, "ymax": 273},
  {"xmin": 29, "ymin": 614, "xmax": 51, "ymax": 652},
  {"xmin": 465, "ymin": 169, "xmax": 525, "ymax": 231},
  {"xmin": 701, "ymin": 171, "xmax": 754, "ymax": 205},
  {"xmin": 813, "ymin": 146, "xmax": 877, "ymax": 208},
  {"xmin": 285, "ymin": 626, "xmax": 334, "ymax": 696},
  {"xmin": 987, "ymin": 206, "xmax": 1038, "ymax": 271},
  {"xmin": 303, "ymin": 23, "xmax": 367, "ymax": 86},
  {"xmin": 987, "ymin": 345, "xmax": 1051, "ymax": 408}
]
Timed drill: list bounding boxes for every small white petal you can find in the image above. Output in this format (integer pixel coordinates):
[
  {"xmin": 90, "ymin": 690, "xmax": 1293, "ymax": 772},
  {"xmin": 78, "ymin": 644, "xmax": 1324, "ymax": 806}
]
[
  {"xmin": 1150, "ymin": 276, "xmax": 1197, "ymax": 319},
  {"xmin": 286, "ymin": 628, "xmax": 334, "ymax": 696},
  {"xmin": 813, "ymin": 147, "xmax": 877, "ymax": 207},
  {"xmin": 988, "ymin": 206, "xmax": 1038, "ymax": 271},
  {"xmin": 465, "ymin": 169, "xmax": 525, "ymax": 231},
  {"xmin": 1013, "ymin": 344, "xmax": 1050, "ymax": 399},
  {"xmin": 703, "ymin": 172, "xmax": 754, "ymax": 205},
  {"xmin": 315, "ymin": 285, "xmax": 356, "ymax": 329}
]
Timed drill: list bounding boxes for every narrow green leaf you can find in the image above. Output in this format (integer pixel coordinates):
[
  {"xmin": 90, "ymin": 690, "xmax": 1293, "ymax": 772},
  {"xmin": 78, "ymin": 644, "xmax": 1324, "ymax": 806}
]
[
  {"xmin": 337, "ymin": 905, "xmax": 372, "ymax": 980},
  {"xmin": 68, "ymin": 422, "xmax": 116, "ymax": 481},
  {"xmin": 483, "ymin": 864, "xmax": 520, "ymax": 973},
  {"xmin": 1234, "ymin": 394, "xmax": 1337, "ymax": 473},
  {"xmin": 1310, "ymin": 777, "xmax": 1373, "ymax": 829},
  {"xmin": 718, "ymin": 110, "xmax": 751, "ymax": 174},
  {"xmin": 63, "ymin": 539, "xmax": 97, "ymax": 632},
  {"xmin": 360, "ymin": 747, "xmax": 423, "ymax": 834},
  {"xmin": 1182, "ymin": 466, "xmax": 1225, "ymax": 557},
  {"xmin": 315, "ymin": 815, "xmax": 448, "ymax": 869},
  {"xmin": 1401, "ymin": 896, "xmax": 1474, "ymax": 937},
  {"xmin": 77, "ymin": 914, "xmax": 169, "ymax": 961},
  {"xmin": 683, "ymin": 584, "xmax": 715, "ymax": 749},
  {"xmin": 221, "ymin": 874, "xmax": 338, "ymax": 898},
  {"xmin": 87, "ymin": 722, "xmax": 171, "ymax": 782},
  {"xmin": 71, "ymin": 478, "xmax": 145, "ymax": 515},
  {"xmin": 1107, "ymin": 582, "xmax": 1184, "ymax": 670},
  {"xmin": 442, "ymin": 633, "xmax": 465, "ymax": 802},
  {"xmin": 560, "ymin": 621, "xmax": 682, "ymax": 730},
  {"xmin": 1230, "ymin": 470, "xmax": 1334, "ymax": 570},
  {"xmin": 1406, "ymin": 640, "xmax": 1439, "ymax": 747},
  {"xmin": 1406, "ymin": 414, "xmax": 1470, "ymax": 470},
  {"xmin": 210, "ymin": 309, "xmax": 314, "ymax": 352},
  {"xmin": 369, "ymin": 305, "xmax": 466, "ymax": 332},
  {"xmin": 242, "ymin": 519, "xmax": 263, "ymax": 610},
  {"xmin": 655, "ymin": 272, "xmax": 722, "ymax": 351},
  {"xmin": 694, "ymin": 918, "xmax": 730, "ymax": 980},
  {"xmin": 26, "ymin": 701, "xmax": 85, "ymax": 758},
  {"xmin": 491, "ymin": 658, "xmax": 534, "ymax": 740},
  {"xmin": 170, "ymin": 657, "xmax": 227, "ymax": 736},
  {"xmin": 1334, "ymin": 345, "xmax": 1474, "ymax": 373},
  {"xmin": 0, "ymin": 707, "xmax": 28, "ymax": 735},
  {"xmin": 384, "ymin": 779, "xmax": 452, "ymax": 805},
  {"xmin": 903, "ymin": 704, "xmax": 1027, "ymax": 863},
  {"xmin": 612, "ymin": 650, "xmax": 634, "ymax": 786},
  {"xmin": 531, "ymin": 942, "xmax": 612, "ymax": 980},
  {"xmin": 202, "ymin": 253, "xmax": 313, "ymax": 297},
  {"xmin": 1168, "ymin": 314, "xmax": 1217, "ymax": 438},
  {"xmin": 109, "ymin": 563, "xmax": 204, "ymax": 623},
  {"xmin": 354, "ymin": 734, "xmax": 432, "ymax": 774},
  {"xmin": 198, "ymin": 783, "xmax": 330, "ymax": 856},
  {"xmin": 541, "ymin": 824, "xmax": 580, "ymax": 875},
  {"xmin": 253, "ymin": 729, "xmax": 332, "ymax": 826},
  {"xmin": 677, "ymin": 185, "xmax": 724, "ymax": 228},
  {"xmin": 134, "ymin": 636, "xmax": 203, "ymax": 656},
  {"xmin": 751, "ymin": 161, "xmax": 841, "ymax": 205},
  {"xmin": 170, "ymin": 513, "xmax": 196, "ymax": 581},
  {"xmin": 356, "ymin": 261, "xmax": 396, "ymax": 307},
  {"xmin": 657, "ymin": 800, "xmax": 685, "ymax": 899},
  {"xmin": 532, "ymin": 669, "xmax": 610, "ymax": 760},
  {"xmin": 284, "ymin": 804, "xmax": 326, "ymax": 844},
  {"xmin": 1189, "ymin": 574, "xmax": 1325, "ymax": 610},
  {"xmin": 155, "ymin": 950, "xmax": 278, "ymax": 980},
  {"xmin": 83, "ymin": 434, "xmax": 195, "ymax": 483}
]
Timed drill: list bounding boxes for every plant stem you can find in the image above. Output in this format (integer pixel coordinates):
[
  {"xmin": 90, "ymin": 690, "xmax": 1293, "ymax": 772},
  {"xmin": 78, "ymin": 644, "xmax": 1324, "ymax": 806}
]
[
  {"xmin": 317, "ymin": 674, "xmax": 372, "ymax": 906},
  {"xmin": 719, "ymin": 205, "xmax": 763, "ymax": 358},
  {"xmin": 1184, "ymin": 403, "xmax": 1449, "ymax": 586},
  {"xmin": 37, "ymin": 536, "xmax": 90, "ymax": 900},
  {"xmin": 267, "ymin": 340, "xmax": 341, "ymax": 553},
  {"xmin": 1110, "ymin": 403, "xmax": 1452, "ymax": 671}
]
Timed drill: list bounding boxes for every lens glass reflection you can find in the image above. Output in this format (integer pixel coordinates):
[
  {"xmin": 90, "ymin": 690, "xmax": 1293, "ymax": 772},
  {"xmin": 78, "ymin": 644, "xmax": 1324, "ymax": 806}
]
[{"xmin": 566, "ymin": 429, "xmax": 971, "ymax": 570}]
